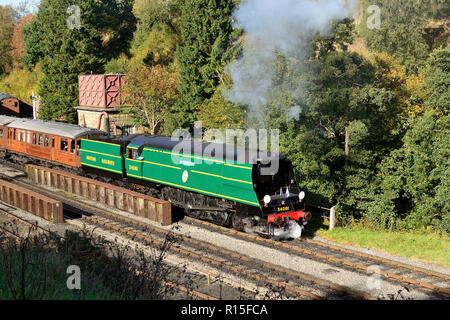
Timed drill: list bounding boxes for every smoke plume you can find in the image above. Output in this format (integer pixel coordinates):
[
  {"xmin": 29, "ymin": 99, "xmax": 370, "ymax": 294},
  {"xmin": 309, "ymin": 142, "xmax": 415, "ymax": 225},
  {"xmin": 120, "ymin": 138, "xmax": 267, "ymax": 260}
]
[{"xmin": 224, "ymin": 0, "xmax": 358, "ymax": 124}]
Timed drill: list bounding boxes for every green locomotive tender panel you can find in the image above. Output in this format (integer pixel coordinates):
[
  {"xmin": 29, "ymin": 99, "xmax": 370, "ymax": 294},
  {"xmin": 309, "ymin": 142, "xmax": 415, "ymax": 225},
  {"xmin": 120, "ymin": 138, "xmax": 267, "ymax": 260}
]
[
  {"xmin": 80, "ymin": 139, "xmax": 124, "ymax": 174},
  {"xmin": 80, "ymin": 138, "xmax": 260, "ymax": 207}
]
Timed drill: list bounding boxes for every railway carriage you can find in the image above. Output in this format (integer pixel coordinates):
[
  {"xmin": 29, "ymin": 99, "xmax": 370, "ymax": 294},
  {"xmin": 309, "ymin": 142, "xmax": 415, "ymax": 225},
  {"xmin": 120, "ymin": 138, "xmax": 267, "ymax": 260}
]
[{"xmin": 0, "ymin": 115, "xmax": 103, "ymax": 168}]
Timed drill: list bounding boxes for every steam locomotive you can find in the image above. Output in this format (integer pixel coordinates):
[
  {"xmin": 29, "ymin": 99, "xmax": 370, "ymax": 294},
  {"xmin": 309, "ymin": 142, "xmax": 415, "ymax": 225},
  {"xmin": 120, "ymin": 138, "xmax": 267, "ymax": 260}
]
[{"xmin": 0, "ymin": 115, "xmax": 311, "ymax": 235}]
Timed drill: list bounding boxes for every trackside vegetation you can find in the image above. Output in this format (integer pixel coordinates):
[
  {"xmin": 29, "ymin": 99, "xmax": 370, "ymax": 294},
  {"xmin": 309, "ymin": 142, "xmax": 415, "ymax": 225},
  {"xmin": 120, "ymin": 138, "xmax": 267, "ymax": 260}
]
[{"xmin": 0, "ymin": 223, "xmax": 178, "ymax": 300}]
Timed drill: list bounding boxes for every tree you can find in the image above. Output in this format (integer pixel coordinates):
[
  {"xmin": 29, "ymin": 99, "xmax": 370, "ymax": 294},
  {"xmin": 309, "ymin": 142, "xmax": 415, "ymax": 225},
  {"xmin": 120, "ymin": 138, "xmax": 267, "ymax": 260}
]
[
  {"xmin": 197, "ymin": 85, "xmax": 244, "ymax": 130},
  {"xmin": 174, "ymin": 0, "xmax": 240, "ymax": 130},
  {"xmin": 11, "ymin": 13, "xmax": 34, "ymax": 69},
  {"xmin": 23, "ymin": 0, "xmax": 135, "ymax": 123},
  {"xmin": 370, "ymin": 113, "xmax": 449, "ymax": 232},
  {"xmin": 121, "ymin": 64, "xmax": 179, "ymax": 134},
  {"xmin": 365, "ymin": 46, "xmax": 450, "ymax": 232},
  {"xmin": 0, "ymin": 5, "xmax": 16, "ymax": 75},
  {"xmin": 358, "ymin": 0, "xmax": 449, "ymax": 73},
  {"xmin": 422, "ymin": 46, "xmax": 450, "ymax": 115},
  {"xmin": 370, "ymin": 52, "xmax": 427, "ymax": 121},
  {"xmin": 23, "ymin": 0, "xmax": 105, "ymax": 122},
  {"xmin": 261, "ymin": 18, "xmax": 405, "ymax": 223},
  {"xmin": 0, "ymin": 65, "xmax": 41, "ymax": 104},
  {"xmin": 94, "ymin": 0, "xmax": 136, "ymax": 61}
]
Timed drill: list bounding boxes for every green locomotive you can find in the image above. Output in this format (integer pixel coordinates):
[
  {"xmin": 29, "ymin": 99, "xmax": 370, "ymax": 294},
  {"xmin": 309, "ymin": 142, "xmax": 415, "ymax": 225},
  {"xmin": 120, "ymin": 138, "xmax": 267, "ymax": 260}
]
[{"xmin": 80, "ymin": 134, "xmax": 311, "ymax": 231}]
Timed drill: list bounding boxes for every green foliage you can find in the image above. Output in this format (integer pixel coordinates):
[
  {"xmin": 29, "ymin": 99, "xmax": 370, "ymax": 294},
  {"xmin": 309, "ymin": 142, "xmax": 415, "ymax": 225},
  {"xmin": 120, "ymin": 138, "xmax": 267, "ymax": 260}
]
[
  {"xmin": 13, "ymin": 0, "xmax": 449, "ymax": 235},
  {"xmin": 0, "ymin": 65, "xmax": 41, "ymax": 104},
  {"xmin": 197, "ymin": 85, "xmax": 244, "ymax": 130},
  {"xmin": 372, "ymin": 113, "xmax": 449, "ymax": 232},
  {"xmin": 266, "ymin": 19, "xmax": 406, "ymax": 228},
  {"xmin": 173, "ymin": 0, "xmax": 240, "ymax": 130},
  {"xmin": 422, "ymin": 46, "xmax": 450, "ymax": 114},
  {"xmin": 130, "ymin": 0, "xmax": 181, "ymax": 67},
  {"xmin": 121, "ymin": 64, "xmax": 180, "ymax": 134},
  {"xmin": 95, "ymin": 0, "xmax": 137, "ymax": 61},
  {"xmin": 23, "ymin": 0, "xmax": 106, "ymax": 122},
  {"xmin": 358, "ymin": 0, "xmax": 449, "ymax": 73},
  {"xmin": 365, "ymin": 47, "xmax": 450, "ymax": 232}
]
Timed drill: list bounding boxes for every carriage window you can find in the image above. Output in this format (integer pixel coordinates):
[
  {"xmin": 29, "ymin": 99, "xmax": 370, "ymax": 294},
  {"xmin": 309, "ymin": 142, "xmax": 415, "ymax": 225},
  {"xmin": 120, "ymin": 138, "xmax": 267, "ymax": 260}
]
[
  {"xmin": 44, "ymin": 136, "xmax": 49, "ymax": 147},
  {"xmin": 0, "ymin": 129, "xmax": 3, "ymax": 137},
  {"xmin": 39, "ymin": 134, "xmax": 43, "ymax": 146},
  {"xmin": 27, "ymin": 132, "xmax": 31, "ymax": 143},
  {"xmin": 13, "ymin": 129, "xmax": 16, "ymax": 140},
  {"xmin": 60, "ymin": 139, "xmax": 68, "ymax": 152},
  {"xmin": 70, "ymin": 140, "xmax": 75, "ymax": 153},
  {"xmin": 52, "ymin": 136, "xmax": 55, "ymax": 148},
  {"xmin": 32, "ymin": 133, "xmax": 37, "ymax": 144}
]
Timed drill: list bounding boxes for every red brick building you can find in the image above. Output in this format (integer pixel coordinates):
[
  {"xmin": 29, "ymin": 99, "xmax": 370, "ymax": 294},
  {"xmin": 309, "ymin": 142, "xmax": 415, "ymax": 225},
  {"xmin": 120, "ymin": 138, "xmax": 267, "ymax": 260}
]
[
  {"xmin": 75, "ymin": 74, "xmax": 141, "ymax": 135},
  {"xmin": 0, "ymin": 93, "xmax": 33, "ymax": 118}
]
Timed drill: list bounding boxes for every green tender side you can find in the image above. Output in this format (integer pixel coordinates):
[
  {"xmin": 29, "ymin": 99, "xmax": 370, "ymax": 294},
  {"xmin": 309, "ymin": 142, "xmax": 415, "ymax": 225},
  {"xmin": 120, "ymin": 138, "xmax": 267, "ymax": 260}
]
[
  {"xmin": 126, "ymin": 144, "xmax": 260, "ymax": 207},
  {"xmin": 80, "ymin": 139, "xmax": 124, "ymax": 175}
]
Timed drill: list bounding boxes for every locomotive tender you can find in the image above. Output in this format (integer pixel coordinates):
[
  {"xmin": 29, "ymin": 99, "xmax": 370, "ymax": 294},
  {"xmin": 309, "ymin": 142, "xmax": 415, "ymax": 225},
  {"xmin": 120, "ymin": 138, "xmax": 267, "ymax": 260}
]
[{"xmin": 0, "ymin": 115, "xmax": 311, "ymax": 233}]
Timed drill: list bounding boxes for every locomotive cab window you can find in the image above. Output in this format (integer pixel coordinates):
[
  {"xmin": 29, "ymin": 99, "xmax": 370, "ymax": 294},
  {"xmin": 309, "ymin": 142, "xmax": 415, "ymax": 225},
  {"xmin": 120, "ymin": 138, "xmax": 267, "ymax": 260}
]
[
  {"xmin": 60, "ymin": 139, "xmax": 68, "ymax": 152},
  {"xmin": 128, "ymin": 149, "xmax": 136, "ymax": 160}
]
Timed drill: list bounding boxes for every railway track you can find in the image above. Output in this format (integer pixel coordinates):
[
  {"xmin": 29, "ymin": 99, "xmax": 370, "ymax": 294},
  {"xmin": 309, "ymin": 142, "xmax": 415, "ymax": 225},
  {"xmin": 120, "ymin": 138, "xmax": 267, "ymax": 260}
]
[
  {"xmin": 79, "ymin": 211, "xmax": 375, "ymax": 300},
  {"xmin": 183, "ymin": 216, "xmax": 450, "ymax": 298},
  {"xmin": 0, "ymin": 198, "xmax": 219, "ymax": 301},
  {"xmin": 1, "ymin": 164, "xmax": 448, "ymax": 299},
  {"xmin": 1, "ymin": 174, "xmax": 377, "ymax": 300}
]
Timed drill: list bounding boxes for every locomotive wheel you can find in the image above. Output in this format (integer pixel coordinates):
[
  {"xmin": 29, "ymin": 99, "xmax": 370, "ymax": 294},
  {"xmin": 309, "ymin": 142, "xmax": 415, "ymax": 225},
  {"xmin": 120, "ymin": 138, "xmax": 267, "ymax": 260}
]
[{"xmin": 231, "ymin": 214, "xmax": 244, "ymax": 231}]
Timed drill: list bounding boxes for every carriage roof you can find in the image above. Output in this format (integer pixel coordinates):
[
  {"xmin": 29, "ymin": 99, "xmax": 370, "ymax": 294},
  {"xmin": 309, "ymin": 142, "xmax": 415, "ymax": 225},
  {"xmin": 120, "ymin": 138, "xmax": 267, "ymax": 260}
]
[
  {"xmin": 2, "ymin": 117, "xmax": 104, "ymax": 139},
  {"xmin": 0, "ymin": 115, "xmax": 18, "ymax": 126}
]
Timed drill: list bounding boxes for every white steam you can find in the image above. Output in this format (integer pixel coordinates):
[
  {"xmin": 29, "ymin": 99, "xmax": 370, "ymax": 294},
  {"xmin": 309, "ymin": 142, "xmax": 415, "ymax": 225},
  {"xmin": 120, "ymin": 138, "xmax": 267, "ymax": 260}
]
[
  {"xmin": 242, "ymin": 217, "xmax": 304, "ymax": 240},
  {"xmin": 225, "ymin": 0, "xmax": 358, "ymax": 122}
]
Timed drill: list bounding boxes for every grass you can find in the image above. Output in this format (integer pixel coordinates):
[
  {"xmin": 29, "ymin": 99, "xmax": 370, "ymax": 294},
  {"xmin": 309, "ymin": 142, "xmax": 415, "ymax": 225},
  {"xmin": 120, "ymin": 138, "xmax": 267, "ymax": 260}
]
[{"xmin": 310, "ymin": 215, "xmax": 450, "ymax": 268}]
